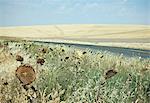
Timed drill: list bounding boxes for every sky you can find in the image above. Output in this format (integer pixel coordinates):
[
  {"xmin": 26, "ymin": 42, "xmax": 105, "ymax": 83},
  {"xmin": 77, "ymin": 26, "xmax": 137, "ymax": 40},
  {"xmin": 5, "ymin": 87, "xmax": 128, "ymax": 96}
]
[{"xmin": 0, "ymin": 0, "xmax": 149, "ymax": 26}]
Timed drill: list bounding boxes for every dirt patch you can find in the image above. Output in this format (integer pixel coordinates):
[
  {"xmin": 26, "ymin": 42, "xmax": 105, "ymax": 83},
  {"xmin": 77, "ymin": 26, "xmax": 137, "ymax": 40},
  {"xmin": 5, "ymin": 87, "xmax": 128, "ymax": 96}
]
[{"xmin": 15, "ymin": 65, "xmax": 36, "ymax": 85}]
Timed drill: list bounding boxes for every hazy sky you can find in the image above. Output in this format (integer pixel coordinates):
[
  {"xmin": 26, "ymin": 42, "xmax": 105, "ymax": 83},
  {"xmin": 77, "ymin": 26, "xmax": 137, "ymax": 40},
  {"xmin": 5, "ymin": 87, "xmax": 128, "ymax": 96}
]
[{"xmin": 0, "ymin": 0, "xmax": 149, "ymax": 26}]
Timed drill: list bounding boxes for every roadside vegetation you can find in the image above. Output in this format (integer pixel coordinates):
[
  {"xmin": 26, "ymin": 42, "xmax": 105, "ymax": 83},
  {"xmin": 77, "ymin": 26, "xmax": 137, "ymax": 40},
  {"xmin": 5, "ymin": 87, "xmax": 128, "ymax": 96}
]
[{"xmin": 0, "ymin": 40, "xmax": 150, "ymax": 103}]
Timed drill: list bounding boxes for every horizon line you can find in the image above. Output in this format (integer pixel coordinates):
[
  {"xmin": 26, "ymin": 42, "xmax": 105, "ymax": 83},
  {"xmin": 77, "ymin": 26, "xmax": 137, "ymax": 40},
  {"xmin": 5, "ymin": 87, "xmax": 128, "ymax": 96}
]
[{"xmin": 0, "ymin": 23, "xmax": 149, "ymax": 27}]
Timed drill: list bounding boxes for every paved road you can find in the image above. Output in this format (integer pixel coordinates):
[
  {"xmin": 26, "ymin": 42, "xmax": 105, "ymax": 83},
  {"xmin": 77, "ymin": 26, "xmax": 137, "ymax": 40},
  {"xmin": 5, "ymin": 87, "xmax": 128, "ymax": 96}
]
[{"xmin": 33, "ymin": 40, "xmax": 150, "ymax": 59}]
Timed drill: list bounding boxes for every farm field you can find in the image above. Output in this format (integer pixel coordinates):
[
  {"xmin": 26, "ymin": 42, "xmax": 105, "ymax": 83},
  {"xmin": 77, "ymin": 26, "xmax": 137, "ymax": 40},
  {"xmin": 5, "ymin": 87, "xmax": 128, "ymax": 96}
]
[{"xmin": 0, "ymin": 24, "xmax": 150, "ymax": 50}]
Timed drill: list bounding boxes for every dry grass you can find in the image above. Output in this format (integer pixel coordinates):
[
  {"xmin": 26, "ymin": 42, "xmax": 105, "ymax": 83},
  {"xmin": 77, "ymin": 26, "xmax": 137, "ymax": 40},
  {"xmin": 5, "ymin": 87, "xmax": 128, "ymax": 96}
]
[
  {"xmin": 95, "ymin": 42, "xmax": 150, "ymax": 50},
  {"xmin": 0, "ymin": 40, "xmax": 150, "ymax": 103}
]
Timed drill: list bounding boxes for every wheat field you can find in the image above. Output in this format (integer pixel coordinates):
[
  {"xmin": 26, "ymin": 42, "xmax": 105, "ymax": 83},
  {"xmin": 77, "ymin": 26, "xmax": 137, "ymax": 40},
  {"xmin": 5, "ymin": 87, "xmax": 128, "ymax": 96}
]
[{"xmin": 0, "ymin": 24, "xmax": 150, "ymax": 50}]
